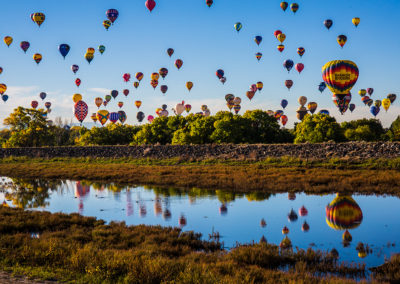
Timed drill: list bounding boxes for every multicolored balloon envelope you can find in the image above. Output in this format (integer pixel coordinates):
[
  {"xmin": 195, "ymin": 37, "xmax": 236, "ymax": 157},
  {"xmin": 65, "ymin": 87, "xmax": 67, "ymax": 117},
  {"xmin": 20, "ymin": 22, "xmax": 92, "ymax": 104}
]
[
  {"xmin": 96, "ymin": 110, "xmax": 109, "ymax": 126},
  {"xmin": 74, "ymin": 101, "xmax": 88, "ymax": 123},
  {"xmin": 109, "ymin": 112, "xmax": 120, "ymax": 124},
  {"xmin": 118, "ymin": 111, "xmax": 127, "ymax": 124},
  {"xmin": 322, "ymin": 60, "xmax": 359, "ymax": 99},
  {"xmin": 326, "ymin": 194, "xmax": 363, "ymax": 230},
  {"xmin": 106, "ymin": 9, "xmax": 119, "ymax": 24},
  {"xmin": 31, "ymin": 12, "xmax": 45, "ymax": 27},
  {"xmin": 20, "ymin": 41, "xmax": 30, "ymax": 53}
]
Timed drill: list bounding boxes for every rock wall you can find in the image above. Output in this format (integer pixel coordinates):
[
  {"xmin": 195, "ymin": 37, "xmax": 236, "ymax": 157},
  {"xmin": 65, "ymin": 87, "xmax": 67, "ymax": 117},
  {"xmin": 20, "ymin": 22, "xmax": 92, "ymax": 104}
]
[{"xmin": 0, "ymin": 142, "xmax": 399, "ymax": 160}]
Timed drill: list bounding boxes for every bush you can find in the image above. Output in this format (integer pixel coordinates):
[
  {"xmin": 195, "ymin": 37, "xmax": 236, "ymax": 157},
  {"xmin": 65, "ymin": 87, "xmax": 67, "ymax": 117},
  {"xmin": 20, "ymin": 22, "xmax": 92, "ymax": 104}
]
[
  {"xmin": 341, "ymin": 119, "xmax": 386, "ymax": 142},
  {"xmin": 294, "ymin": 114, "xmax": 344, "ymax": 143},
  {"xmin": 79, "ymin": 124, "xmax": 140, "ymax": 146},
  {"xmin": 172, "ymin": 114, "xmax": 215, "ymax": 145},
  {"xmin": 388, "ymin": 116, "xmax": 400, "ymax": 141}
]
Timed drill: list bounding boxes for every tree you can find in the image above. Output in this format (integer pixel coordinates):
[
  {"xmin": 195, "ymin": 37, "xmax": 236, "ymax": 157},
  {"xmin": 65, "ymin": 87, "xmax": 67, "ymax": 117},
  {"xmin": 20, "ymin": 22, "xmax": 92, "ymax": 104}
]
[
  {"xmin": 79, "ymin": 124, "xmax": 140, "ymax": 145},
  {"xmin": 294, "ymin": 114, "xmax": 344, "ymax": 143},
  {"xmin": 341, "ymin": 118, "xmax": 385, "ymax": 141},
  {"xmin": 242, "ymin": 110, "xmax": 284, "ymax": 143},
  {"xmin": 172, "ymin": 114, "xmax": 215, "ymax": 144},
  {"xmin": 388, "ymin": 116, "xmax": 400, "ymax": 141}
]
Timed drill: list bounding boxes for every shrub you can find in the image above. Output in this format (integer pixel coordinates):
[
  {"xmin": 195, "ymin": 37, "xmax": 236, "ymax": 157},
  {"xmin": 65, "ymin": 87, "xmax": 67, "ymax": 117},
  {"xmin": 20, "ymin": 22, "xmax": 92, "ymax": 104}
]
[
  {"xmin": 342, "ymin": 119, "xmax": 385, "ymax": 141},
  {"xmin": 294, "ymin": 114, "xmax": 344, "ymax": 143}
]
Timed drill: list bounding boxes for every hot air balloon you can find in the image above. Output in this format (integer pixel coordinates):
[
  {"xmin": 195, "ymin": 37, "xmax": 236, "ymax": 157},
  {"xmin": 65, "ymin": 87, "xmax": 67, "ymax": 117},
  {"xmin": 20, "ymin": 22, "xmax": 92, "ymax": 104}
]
[
  {"xmin": 332, "ymin": 93, "xmax": 352, "ymax": 114},
  {"xmin": 220, "ymin": 77, "xmax": 227, "ymax": 84},
  {"xmin": 151, "ymin": 72, "xmax": 160, "ymax": 81},
  {"xmin": 96, "ymin": 110, "xmax": 109, "ymax": 126},
  {"xmin": 254, "ymin": 35, "xmax": 262, "ymax": 46},
  {"xmin": 226, "ymin": 101, "xmax": 234, "ymax": 111},
  {"xmin": 307, "ymin": 102, "xmax": 318, "ymax": 114},
  {"xmin": 322, "ymin": 60, "xmax": 359, "ymax": 100},
  {"xmin": 0, "ymin": 67, "xmax": 3, "ymax": 74},
  {"xmin": 134, "ymin": 82, "xmax": 140, "ymax": 89},
  {"xmin": 123, "ymin": 73, "xmax": 131, "ymax": 83},
  {"xmin": 91, "ymin": 113, "xmax": 98, "ymax": 123},
  {"xmin": 85, "ymin": 53, "xmax": 94, "ymax": 64},
  {"xmin": 298, "ymin": 96, "xmax": 307, "ymax": 106},
  {"xmin": 95, "ymin": 97, "xmax": 103, "ymax": 108},
  {"xmin": 225, "ymin": 94, "xmax": 235, "ymax": 102},
  {"xmin": 185, "ymin": 104, "xmax": 192, "ymax": 113},
  {"xmin": 361, "ymin": 96, "xmax": 370, "ymax": 105},
  {"xmin": 109, "ymin": 112, "xmax": 119, "ymax": 124},
  {"xmin": 295, "ymin": 63, "xmax": 304, "ymax": 74},
  {"xmin": 159, "ymin": 68, "xmax": 168, "ymax": 79},
  {"xmin": 150, "ymin": 80, "xmax": 158, "ymax": 89},
  {"xmin": 352, "ymin": 17, "xmax": 360, "ymax": 27},
  {"xmin": 290, "ymin": 3, "xmax": 299, "ymax": 13},
  {"xmin": 103, "ymin": 101, "xmax": 108, "ymax": 107},
  {"xmin": 282, "ymin": 226, "xmax": 289, "ymax": 235},
  {"xmin": 280, "ymin": 236, "xmax": 292, "ymax": 249},
  {"xmin": 20, "ymin": 41, "xmax": 30, "ymax": 53},
  {"xmin": 111, "ymin": 90, "xmax": 118, "ymax": 99},
  {"xmin": 135, "ymin": 100, "xmax": 142, "ymax": 109},
  {"xmin": 319, "ymin": 109, "xmax": 330, "ymax": 115},
  {"xmin": 255, "ymin": 52, "xmax": 262, "ymax": 61},
  {"xmin": 283, "ymin": 59, "xmax": 294, "ymax": 72},
  {"xmin": 86, "ymin": 47, "xmax": 95, "ymax": 54},
  {"xmin": 280, "ymin": 2, "xmax": 288, "ymax": 11},
  {"xmin": 118, "ymin": 102, "xmax": 124, "ymax": 109},
  {"xmin": 246, "ymin": 91, "xmax": 255, "ymax": 100},
  {"xmin": 285, "ymin": 80, "xmax": 293, "ymax": 90},
  {"xmin": 367, "ymin": 99, "xmax": 373, "ymax": 107},
  {"xmin": 106, "ymin": 9, "xmax": 119, "ymax": 24},
  {"xmin": 324, "ymin": 19, "xmax": 333, "ymax": 30},
  {"xmin": 0, "ymin": 84, "xmax": 7, "ymax": 95},
  {"xmin": 135, "ymin": 72, "xmax": 144, "ymax": 81},
  {"xmin": 337, "ymin": 35, "xmax": 347, "ymax": 48},
  {"xmin": 33, "ymin": 53, "xmax": 42, "ymax": 64},
  {"xmin": 374, "ymin": 100, "xmax": 382, "ymax": 108},
  {"xmin": 175, "ymin": 101, "xmax": 185, "ymax": 115},
  {"xmin": 297, "ymin": 47, "xmax": 305, "ymax": 57},
  {"xmin": 31, "ymin": 12, "xmax": 45, "ymax": 27},
  {"xmin": 302, "ymin": 221, "xmax": 310, "ymax": 232},
  {"xmin": 274, "ymin": 30, "xmax": 282, "ymax": 38},
  {"xmin": 58, "ymin": 44, "xmax": 70, "ymax": 59},
  {"xmin": 387, "ymin": 94, "xmax": 397, "ymax": 104},
  {"xmin": 367, "ymin": 88, "xmax": 374, "ymax": 96},
  {"xmin": 358, "ymin": 89, "xmax": 367, "ymax": 97},
  {"xmin": 1, "ymin": 95, "xmax": 8, "ymax": 102},
  {"xmin": 233, "ymin": 105, "xmax": 241, "ymax": 114},
  {"xmin": 4, "ymin": 36, "xmax": 12, "ymax": 47},
  {"xmin": 167, "ymin": 48, "xmax": 174, "ymax": 57},
  {"xmin": 105, "ymin": 95, "xmax": 112, "ymax": 103},
  {"xmin": 256, "ymin": 82, "xmax": 263, "ymax": 92},
  {"xmin": 234, "ymin": 22, "xmax": 242, "ymax": 32},
  {"xmin": 216, "ymin": 69, "xmax": 225, "ymax": 79},
  {"xmin": 145, "ymin": 0, "xmax": 156, "ymax": 12},
  {"xmin": 318, "ymin": 82, "xmax": 326, "ymax": 93},
  {"xmin": 147, "ymin": 115, "xmax": 154, "ymax": 123},
  {"xmin": 281, "ymin": 99, "xmax": 288, "ymax": 109},
  {"xmin": 75, "ymin": 78, "xmax": 81, "ymax": 87},
  {"xmin": 123, "ymin": 89, "xmax": 129, "ymax": 96},
  {"xmin": 39, "ymin": 92, "xmax": 46, "ymax": 100},
  {"xmin": 275, "ymin": 110, "xmax": 284, "ymax": 120},
  {"xmin": 31, "ymin": 101, "xmax": 39, "ymax": 109},
  {"xmin": 250, "ymin": 84, "xmax": 257, "ymax": 93},
  {"xmin": 349, "ymin": 104, "xmax": 356, "ymax": 113},
  {"xmin": 71, "ymin": 65, "xmax": 79, "ymax": 74},
  {"xmin": 98, "ymin": 45, "xmax": 106, "ymax": 55},
  {"xmin": 277, "ymin": 45, "xmax": 285, "ymax": 52},
  {"xmin": 74, "ymin": 101, "xmax": 88, "ymax": 124},
  {"xmin": 280, "ymin": 115, "xmax": 288, "ymax": 126},
  {"xmin": 299, "ymin": 205, "xmax": 308, "ymax": 217},
  {"xmin": 175, "ymin": 59, "xmax": 183, "ymax": 70},
  {"xmin": 186, "ymin": 81, "xmax": 193, "ymax": 92},
  {"xmin": 277, "ymin": 33, "xmax": 286, "ymax": 44},
  {"xmin": 72, "ymin": 93, "xmax": 82, "ymax": 103},
  {"xmin": 201, "ymin": 105, "xmax": 208, "ymax": 112},
  {"xmin": 382, "ymin": 98, "xmax": 391, "ymax": 112},
  {"xmin": 233, "ymin": 97, "xmax": 241, "ymax": 105},
  {"xmin": 296, "ymin": 106, "xmax": 308, "ymax": 121},
  {"xmin": 103, "ymin": 20, "xmax": 111, "ymax": 31},
  {"xmin": 160, "ymin": 85, "xmax": 168, "ymax": 94},
  {"xmin": 44, "ymin": 102, "xmax": 51, "ymax": 110},
  {"xmin": 118, "ymin": 111, "xmax": 127, "ymax": 124},
  {"xmin": 206, "ymin": 0, "xmax": 213, "ymax": 8}
]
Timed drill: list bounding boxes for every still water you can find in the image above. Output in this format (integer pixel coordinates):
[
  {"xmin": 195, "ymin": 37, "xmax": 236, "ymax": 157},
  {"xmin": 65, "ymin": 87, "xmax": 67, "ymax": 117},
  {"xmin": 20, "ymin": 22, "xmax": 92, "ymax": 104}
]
[{"xmin": 1, "ymin": 178, "xmax": 399, "ymax": 268}]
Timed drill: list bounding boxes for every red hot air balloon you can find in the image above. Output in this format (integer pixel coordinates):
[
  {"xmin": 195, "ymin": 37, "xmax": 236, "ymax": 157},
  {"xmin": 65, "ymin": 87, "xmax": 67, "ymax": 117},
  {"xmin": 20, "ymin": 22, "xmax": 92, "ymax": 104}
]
[
  {"xmin": 277, "ymin": 45, "xmax": 285, "ymax": 52},
  {"xmin": 75, "ymin": 78, "xmax": 81, "ymax": 87},
  {"xmin": 31, "ymin": 100, "xmax": 39, "ymax": 109},
  {"xmin": 74, "ymin": 101, "xmax": 88, "ymax": 124},
  {"xmin": 145, "ymin": 0, "xmax": 156, "ymax": 12},
  {"xmin": 206, "ymin": 0, "xmax": 213, "ymax": 7},
  {"xmin": 123, "ymin": 73, "xmax": 131, "ymax": 83},
  {"xmin": 274, "ymin": 30, "xmax": 282, "ymax": 38},
  {"xmin": 175, "ymin": 59, "xmax": 183, "ymax": 70},
  {"xmin": 285, "ymin": 80, "xmax": 293, "ymax": 90},
  {"xmin": 280, "ymin": 115, "xmax": 288, "ymax": 126},
  {"xmin": 106, "ymin": 9, "xmax": 119, "ymax": 24},
  {"xmin": 123, "ymin": 89, "xmax": 129, "ymax": 96},
  {"xmin": 295, "ymin": 63, "xmax": 304, "ymax": 74}
]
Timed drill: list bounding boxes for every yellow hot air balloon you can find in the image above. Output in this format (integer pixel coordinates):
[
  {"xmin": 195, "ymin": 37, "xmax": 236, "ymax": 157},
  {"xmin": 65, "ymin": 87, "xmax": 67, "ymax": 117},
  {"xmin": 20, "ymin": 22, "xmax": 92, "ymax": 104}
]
[
  {"xmin": 85, "ymin": 53, "xmax": 94, "ymax": 64},
  {"xmin": 4, "ymin": 36, "xmax": 13, "ymax": 47},
  {"xmin": 382, "ymin": 98, "xmax": 391, "ymax": 112},
  {"xmin": 33, "ymin": 53, "xmax": 42, "ymax": 64},
  {"xmin": 72, "ymin": 93, "xmax": 82, "ymax": 103},
  {"xmin": 277, "ymin": 33, "xmax": 286, "ymax": 44},
  {"xmin": 352, "ymin": 17, "xmax": 360, "ymax": 27},
  {"xmin": 31, "ymin": 12, "xmax": 45, "ymax": 27},
  {"xmin": 186, "ymin": 81, "xmax": 193, "ymax": 92},
  {"xmin": 91, "ymin": 113, "xmax": 98, "ymax": 123},
  {"xmin": 135, "ymin": 100, "xmax": 142, "ymax": 109},
  {"xmin": 96, "ymin": 110, "xmax": 109, "ymax": 126},
  {"xmin": 86, "ymin": 47, "xmax": 95, "ymax": 54},
  {"xmin": 322, "ymin": 60, "xmax": 359, "ymax": 99},
  {"xmin": 155, "ymin": 108, "xmax": 162, "ymax": 116},
  {"xmin": 0, "ymin": 83, "xmax": 7, "ymax": 95},
  {"xmin": 151, "ymin": 72, "xmax": 160, "ymax": 81}
]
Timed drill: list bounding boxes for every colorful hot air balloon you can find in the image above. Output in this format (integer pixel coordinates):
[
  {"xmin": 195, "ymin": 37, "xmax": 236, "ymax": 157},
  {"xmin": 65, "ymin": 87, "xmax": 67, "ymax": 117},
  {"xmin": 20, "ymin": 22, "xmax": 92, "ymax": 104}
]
[
  {"xmin": 186, "ymin": 81, "xmax": 193, "ymax": 92},
  {"xmin": 133, "ymin": 82, "xmax": 140, "ymax": 89},
  {"xmin": 103, "ymin": 101, "xmax": 108, "ymax": 107},
  {"xmin": 44, "ymin": 102, "xmax": 51, "ymax": 109},
  {"xmin": 387, "ymin": 94, "xmax": 397, "ymax": 104},
  {"xmin": 283, "ymin": 59, "xmax": 294, "ymax": 72},
  {"xmin": 324, "ymin": 19, "xmax": 333, "ymax": 30},
  {"xmin": 103, "ymin": 20, "xmax": 111, "ymax": 31},
  {"xmin": 349, "ymin": 103, "xmax": 356, "ymax": 113},
  {"xmin": 95, "ymin": 97, "xmax": 103, "ymax": 108},
  {"xmin": 274, "ymin": 30, "xmax": 282, "ymax": 38},
  {"xmin": 290, "ymin": 3, "xmax": 299, "ymax": 13},
  {"xmin": 58, "ymin": 44, "xmax": 70, "ymax": 59},
  {"xmin": 234, "ymin": 22, "xmax": 242, "ymax": 32},
  {"xmin": 280, "ymin": 2, "xmax": 288, "ymax": 11},
  {"xmin": 233, "ymin": 105, "xmax": 241, "ymax": 114},
  {"xmin": 307, "ymin": 102, "xmax": 318, "ymax": 114},
  {"xmin": 382, "ymin": 98, "xmax": 391, "ymax": 112},
  {"xmin": 281, "ymin": 99, "xmax": 288, "ymax": 109},
  {"xmin": 277, "ymin": 45, "xmax": 285, "ymax": 52},
  {"xmin": 96, "ymin": 110, "xmax": 109, "ymax": 126},
  {"xmin": 298, "ymin": 96, "xmax": 307, "ymax": 106},
  {"xmin": 206, "ymin": 0, "xmax": 213, "ymax": 7},
  {"xmin": 220, "ymin": 77, "xmax": 227, "ymax": 84},
  {"xmin": 71, "ymin": 64, "xmax": 79, "ymax": 74},
  {"xmin": 160, "ymin": 85, "xmax": 168, "ymax": 94},
  {"xmin": 145, "ymin": 0, "xmax": 156, "ymax": 12},
  {"xmin": 254, "ymin": 35, "xmax": 262, "ymax": 46},
  {"xmin": 4, "ymin": 36, "xmax": 12, "ymax": 47},
  {"xmin": 109, "ymin": 112, "xmax": 119, "ymax": 124},
  {"xmin": 121, "ymin": 89, "xmax": 128, "ymax": 97},
  {"xmin": 0, "ymin": 84, "xmax": 7, "ymax": 95},
  {"xmin": 374, "ymin": 100, "xmax": 382, "ymax": 108},
  {"xmin": 118, "ymin": 111, "xmax": 127, "ymax": 124},
  {"xmin": 39, "ymin": 92, "xmax": 46, "ymax": 100},
  {"xmin": 106, "ymin": 9, "xmax": 119, "ymax": 24},
  {"xmin": 151, "ymin": 72, "xmax": 160, "ymax": 81},
  {"xmin": 159, "ymin": 68, "xmax": 168, "ymax": 79},
  {"xmin": 256, "ymin": 81, "xmax": 263, "ymax": 92},
  {"xmin": 280, "ymin": 115, "xmax": 288, "ymax": 126},
  {"xmin": 285, "ymin": 80, "xmax": 293, "ymax": 90},
  {"xmin": 72, "ymin": 93, "xmax": 82, "ymax": 103},
  {"xmin": 322, "ymin": 60, "xmax": 359, "ymax": 100},
  {"xmin": 358, "ymin": 89, "xmax": 367, "ymax": 97},
  {"xmin": 295, "ymin": 63, "xmax": 304, "ymax": 74},
  {"xmin": 111, "ymin": 90, "xmax": 118, "ymax": 99},
  {"xmin": 147, "ymin": 115, "xmax": 154, "ymax": 123},
  {"xmin": 326, "ymin": 194, "xmax": 363, "ymax": 233},
  {"xmin": 277, "ymin": 33, "xmax": 286, "ymax": 44},
  {"xmin": 98, "ymin": 45, "xmax": 106, "ymax": 55},
  {"xmin": 318, "ymin": 82, "xmax": 326, "ymax": 93},
  {"xmin": 255, "ymin": 52, "xmax": 262, "ymax": 61},
  {"xmin": 33, "ymin": 53, "xmax": 42, "ymax": 64},
  {"xmin": 85, "ymin": 53, "xmax": 94, "ymax": 64},
  {"xmin": 105, "ymin": 95, "xmax": 112, "ymax": 103},
  {"xmin": 0, "ymin": 67, "xmax": 3, "ymax": 74},
  {"xmin": 135, "ymin": 72, "xmax": 144, "ymax": 81},
  {"xmin": 31, "ymin": 12, "xmax": 45, "ymax": 27},
  {"xmin": 367, "ymin": 88, "xmax": 374, "ymax": 96},
  {"xmin": 361, "ymin": 96, "xmax": 370, "ymax": 105},
  {"xmin": 31, "ymin": 100, "xmax": 39, "ymax": 109},
  {"xmin": 352, "ymin": 17, "xmax": 360, "ymax": 27},
  {"xmin": 123, "ymin": 73, "xmax": 131, "ymax": 83},
  {"xmin": 246, "ymin": 91, "xmax": 255, "ymax": 100},
  {"xmin": 74, "ymin": 101, "xmax": 88, "ymax": 124},
  {"xmin": 175, "ymin": 59, "xmax": 183, "ymax": 70},
  {"xmin": 297, "ymin": 47, "xmax": 305, "ymax": 57},
  {"xmin": 20, "ymin": 41, "xmax": 30, "ymax": 53},
  {"xmin": 75, "ymin": 78, "xmax": 81, "ymax": 87},
  {"xmin": 91, "ymin": 113, "xmax": 98, "ymax": 123},
  {"xmin": 135, "ymin": 100, "xmax": 142, "ymax": 109},
  {"xmin": 118, "ymin": 101, "xmax": 124, "ymax": 109},
  {"xmin": 337, "ymin": 35, "xmax": 347, "ymax": 48},
  {"xmin": 250, "ymin": 84, "xmax": 257, "ymax": 93},
  {"xmin": 185, "ymin": 104, "xmax": 192, "ymax": 113},
  {"xmin": 167, "ymin": 48, "xmax": 174, "ymax": 57},
  {"xmin": 87, "ymin": 47, "xmax": 95, "ymax": 54},
  {"xmin": 319, "ymin": 109, "xmax": 330, "ymax": 115},
  {"xmin": 216, "ymin": 69, "xmax": 225, "ymax": 79},
  {"xmin": 150, "ymin": 80, "xmax": 158, "ymax": 89},
  {"xmin": 332, "ymin": 93, "xmax": 352, "ymax": 114}
]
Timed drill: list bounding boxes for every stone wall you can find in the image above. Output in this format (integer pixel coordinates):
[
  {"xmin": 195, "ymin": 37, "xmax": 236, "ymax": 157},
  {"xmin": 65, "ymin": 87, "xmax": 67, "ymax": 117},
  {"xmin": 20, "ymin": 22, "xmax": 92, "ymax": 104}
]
[{"xmin": 0, "ymin": 142, "xmax": 399, "ymax": 160}]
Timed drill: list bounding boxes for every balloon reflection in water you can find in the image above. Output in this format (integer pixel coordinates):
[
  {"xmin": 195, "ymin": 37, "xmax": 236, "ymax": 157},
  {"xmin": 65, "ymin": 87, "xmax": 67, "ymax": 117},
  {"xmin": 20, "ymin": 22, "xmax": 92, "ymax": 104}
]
[
  {"xmin": 219, "ymin": 203, "xmax": 228, "ymax": 215},
  {"xmin": 126, "ymin": 190, "xmax": 133, "ymax": 217},
  {"xmin": 75, "ymin": 181, "xmax": 90, "ymax": 214},
  {"xmin": 326, "ymin": 194, "xmax": 363, "ymax": 246},
  {"xmin": 280, "ymin": 236, "xmax": 292, "ymax": 249},
  {"xmin": 288, "ymin": 192, "xmax": 296, "ymax": 200},
  {"xmin": 179, "ymin": 215, "xmax": 187, "ymax": 227},
  {"xmin": 288, "ymin": 209, "xmax": 298, "ymax": 222},
  {"xmin": 154, "ymin": 197, "xmax": 162, "ymax": 216},
  {"xmin": 260, "ymin": 218, "xmax": 266, "ymax": 228},
  {"xmin": 302, "ymin": 221, "xmax": 310, "ymax": 232}
]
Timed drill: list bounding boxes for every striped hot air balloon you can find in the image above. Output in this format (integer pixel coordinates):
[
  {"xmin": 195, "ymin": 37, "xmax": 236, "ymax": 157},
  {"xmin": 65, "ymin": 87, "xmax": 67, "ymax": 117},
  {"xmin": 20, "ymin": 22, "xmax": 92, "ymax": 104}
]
[{"xmin": 74, "ymin": 100, "xmax": 88, "ymax": 124}]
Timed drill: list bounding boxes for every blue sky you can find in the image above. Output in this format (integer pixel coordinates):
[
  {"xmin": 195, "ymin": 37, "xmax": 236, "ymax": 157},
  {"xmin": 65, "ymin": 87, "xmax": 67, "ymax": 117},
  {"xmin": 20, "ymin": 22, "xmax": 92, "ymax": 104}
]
[{"xmin": 0, "ymin": 0, "xmax": 399, "ymax": 127}]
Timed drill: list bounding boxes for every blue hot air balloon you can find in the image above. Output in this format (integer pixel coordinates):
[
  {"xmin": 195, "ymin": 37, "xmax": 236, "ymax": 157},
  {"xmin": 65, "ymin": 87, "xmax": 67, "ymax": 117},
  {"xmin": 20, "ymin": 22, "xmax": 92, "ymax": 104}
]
[
  {"xmin": 370, "ymin": 106, "xmax": 380, "ymax": 117},
  {"xmin": 59, "ymin": 44, "xmax": 70, "ymax": 59},
  {"xmin": 349, "ymin": 104, "xmax": 356, "ymax": 113},
  {"xmin": 254, "ymin": 36, "xmax": 263, "ymax": 46},
  {"xmin": 283, "ymin": 59, "xmax": 294, "ymax": 72},
  {"xmin": 2, "ymin": 94, "xmax": 8, "ymax": 102},
  {"xmin": 281, "ymin": 99, "xmax": 288, "ymax": 109},
  {"xmin": 318, "ymin": 82, "xmax": 326, "ymax": 93},
  {"xmin": 319, "ymin": 109, "xmax": 330, "ymax": 115}
]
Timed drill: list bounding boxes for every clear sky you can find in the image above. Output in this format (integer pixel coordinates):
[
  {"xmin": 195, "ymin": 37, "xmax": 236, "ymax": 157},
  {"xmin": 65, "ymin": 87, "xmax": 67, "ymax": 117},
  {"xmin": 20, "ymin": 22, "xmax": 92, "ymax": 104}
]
[{"xmin": 0, "ymin": 0, "xmax": 399, "ymax": 127}]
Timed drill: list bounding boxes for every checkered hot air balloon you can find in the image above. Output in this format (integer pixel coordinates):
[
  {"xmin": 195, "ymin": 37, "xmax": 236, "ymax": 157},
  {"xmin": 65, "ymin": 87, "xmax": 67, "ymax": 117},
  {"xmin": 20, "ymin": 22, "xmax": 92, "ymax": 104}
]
[{"xmin": 74, "ymin": 100, "xmax": 88, "ymax": 124}]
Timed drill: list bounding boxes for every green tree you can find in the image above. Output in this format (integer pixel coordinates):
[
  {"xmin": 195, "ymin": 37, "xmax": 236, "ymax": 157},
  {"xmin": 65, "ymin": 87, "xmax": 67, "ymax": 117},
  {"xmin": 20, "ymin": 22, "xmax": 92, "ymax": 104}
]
[
  {"xmin": 388, "ymin": 116, "xmax": 400, "ymax": 141},
  {"xmin": 294, "ymin": 114, "xmax": 344, "ymax": 143},
  {"xmin": 79, "ymin": 124, "xmax": 140, "ymax": 145},
  {"xmin": 210, "ymin": 112, "xmax": 250, "ymax": 143},
  {"xmin": 242, "ymin": 110, "xmax": 284, "ymax": 143},
  {"xmin": 341, "ymin": 118, "xmax": 385, "ymax": 141},
  {"xmin": 172, "ymin": 114, "xmax": 215, "ymax": 144}
]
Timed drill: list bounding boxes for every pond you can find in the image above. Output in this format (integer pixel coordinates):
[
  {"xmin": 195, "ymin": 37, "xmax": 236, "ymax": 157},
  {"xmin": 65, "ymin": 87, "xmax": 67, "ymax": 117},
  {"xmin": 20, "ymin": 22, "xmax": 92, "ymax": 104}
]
[{"xmin": 0, "ymin": 177, "xmax": 399, "ymax": 269}]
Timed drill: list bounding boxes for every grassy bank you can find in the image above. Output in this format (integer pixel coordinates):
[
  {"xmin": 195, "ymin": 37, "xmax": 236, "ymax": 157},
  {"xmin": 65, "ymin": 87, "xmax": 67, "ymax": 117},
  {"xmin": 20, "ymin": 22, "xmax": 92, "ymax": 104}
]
[
  {"xmin": 1, "ymin": 206, "xmax": 391, "ymax": 283},
  {"xmin": 0, "ymin": 156, "xmax": 400, "ymax": 196}
]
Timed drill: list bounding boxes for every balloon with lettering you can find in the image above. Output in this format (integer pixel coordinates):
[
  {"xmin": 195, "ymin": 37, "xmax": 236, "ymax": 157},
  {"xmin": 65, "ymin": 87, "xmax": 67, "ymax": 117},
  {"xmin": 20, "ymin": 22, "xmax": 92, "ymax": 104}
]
[{"xmin": 74, "ymin": 101, "xmax": 88, "ymax": 124}]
